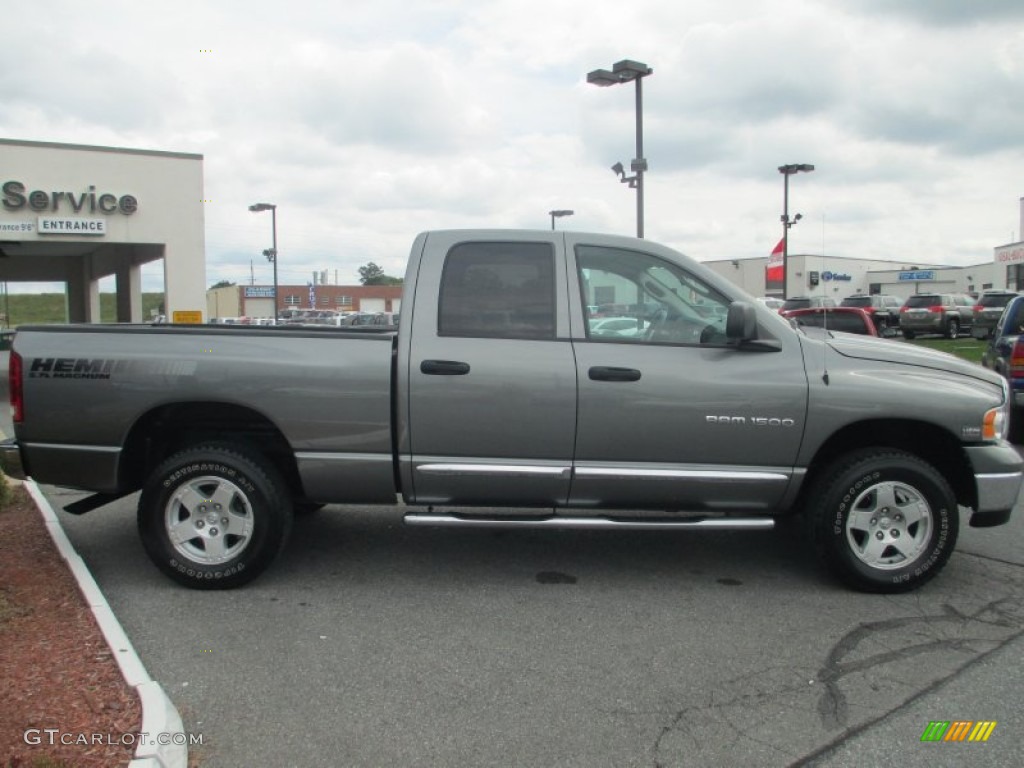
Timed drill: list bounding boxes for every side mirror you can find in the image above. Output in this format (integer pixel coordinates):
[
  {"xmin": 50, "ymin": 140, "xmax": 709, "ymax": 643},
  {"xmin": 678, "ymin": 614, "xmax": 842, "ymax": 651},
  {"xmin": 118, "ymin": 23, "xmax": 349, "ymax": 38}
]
[{"xmin": 726, "ymin": 301, "xmax": 758, "ymax": 342}]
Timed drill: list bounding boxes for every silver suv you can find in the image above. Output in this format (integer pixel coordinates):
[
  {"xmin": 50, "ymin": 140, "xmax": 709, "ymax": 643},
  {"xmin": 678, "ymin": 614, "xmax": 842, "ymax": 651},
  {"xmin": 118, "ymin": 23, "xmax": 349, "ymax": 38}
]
[
  {"xmin": 899, "ymin": 293, "xmax": 975, "ymax": 339},
  {"xmin": 780, "ymin": 296, "xmax": 837, "ymax": 314},
  {"xmin": 840, "ymin": 294, "xmax": 902, "ymax": 336},
  {"xmin": 971, "ymin": 291, "xmax": 1019, "ymax": 340}
]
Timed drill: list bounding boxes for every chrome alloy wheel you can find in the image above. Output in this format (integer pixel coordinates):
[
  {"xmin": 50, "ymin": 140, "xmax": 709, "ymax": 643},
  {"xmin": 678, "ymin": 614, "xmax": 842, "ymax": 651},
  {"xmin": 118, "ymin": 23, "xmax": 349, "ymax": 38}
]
[
  {"xmin": 164, "ymin": 475, "xmax": 255, "ymax": 565},
  {"xmin": 845, "ymin": 480, "xmax": 932, "ymax": 569}
]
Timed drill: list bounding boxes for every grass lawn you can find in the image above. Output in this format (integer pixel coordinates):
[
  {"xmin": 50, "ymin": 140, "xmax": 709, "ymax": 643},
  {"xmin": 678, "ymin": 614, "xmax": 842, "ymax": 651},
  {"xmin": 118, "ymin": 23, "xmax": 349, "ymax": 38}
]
[
  {"xmin": 898, "ymin": 336, "xmax": 987, "ymax": 365},
  {"xmin": 2, "ymin": 292, "xmax": 165, "ymax": 325}
]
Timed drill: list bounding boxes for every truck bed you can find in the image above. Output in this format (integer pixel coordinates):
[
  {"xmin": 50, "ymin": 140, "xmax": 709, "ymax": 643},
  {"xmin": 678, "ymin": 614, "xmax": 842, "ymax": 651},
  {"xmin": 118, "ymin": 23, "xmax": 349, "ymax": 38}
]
[{"xmin": 12, "ymin": 323, "xmax": 398, "ymax": 502}]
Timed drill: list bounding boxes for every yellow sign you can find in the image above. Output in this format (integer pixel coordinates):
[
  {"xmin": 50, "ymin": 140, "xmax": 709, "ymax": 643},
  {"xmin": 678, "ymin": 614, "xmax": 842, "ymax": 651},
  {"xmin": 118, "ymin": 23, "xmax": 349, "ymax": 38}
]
[{"xmin": 172, "ymin": 311, "xmax": 204, "ymax": 324}]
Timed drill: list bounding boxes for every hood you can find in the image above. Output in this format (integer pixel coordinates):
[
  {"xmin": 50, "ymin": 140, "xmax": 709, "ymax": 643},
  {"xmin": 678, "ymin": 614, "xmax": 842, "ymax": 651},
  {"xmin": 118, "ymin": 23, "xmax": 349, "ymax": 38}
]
[{"xmin": 822, "ymin": 332, "xmax": 1002, "ymax": 385}]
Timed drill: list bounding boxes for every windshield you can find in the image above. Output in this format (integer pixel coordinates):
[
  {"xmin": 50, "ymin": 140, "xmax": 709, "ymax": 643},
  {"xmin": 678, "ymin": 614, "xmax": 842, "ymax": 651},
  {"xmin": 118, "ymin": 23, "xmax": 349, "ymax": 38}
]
[{"xmin": 840, "ymin": 296, "xmax": 871, "ymax": 308}]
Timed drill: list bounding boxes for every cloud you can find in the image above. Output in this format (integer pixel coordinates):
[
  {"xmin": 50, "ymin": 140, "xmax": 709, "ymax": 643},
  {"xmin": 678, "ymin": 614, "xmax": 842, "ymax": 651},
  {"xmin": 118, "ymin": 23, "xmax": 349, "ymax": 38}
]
[
  {"xmin": 838, "ymin": 0, "xmax": 1024, "ymax": 27},
  {"xmin": 1, "ymin": 0, "xmax": 1023, "ymax": 294}
]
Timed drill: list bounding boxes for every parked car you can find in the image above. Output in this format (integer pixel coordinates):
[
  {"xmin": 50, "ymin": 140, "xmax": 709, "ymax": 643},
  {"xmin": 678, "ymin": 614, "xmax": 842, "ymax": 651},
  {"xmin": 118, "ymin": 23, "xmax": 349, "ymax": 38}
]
[
  {"xmin": 981, "ymin": 294, "xmax": 1024, "ymax": 437},
  {"xmin": 785, "ymin": 307, "xmax": 879, "ymax": 336},
  {"xmin": 972, "ymin": 290, "xmax": 1020, "ymax": 340},
  {"xmin": 343, "ymin": 312, "xmax": 399, "ymax": 328},
  {"xmin": 839, "ymin": 294, "xmax": 902, "ymax": 336},
  {"xmin": 899, "ymin": 293, "xmax": 975, "ymax": 339},
  {"xmin": 982, "ymin": 294, "xmax": 1024, "ymax": 373},
  {"xmin": 755, "ymin": 297, "xmax": 784, "ymax": 311},
  {"xmin": 780, "ymin": 296, "xmax": 838, "ymax": 315},
  {"xmin": 588, "ymin": 317, "xmax": 650, "ymax": 338}
]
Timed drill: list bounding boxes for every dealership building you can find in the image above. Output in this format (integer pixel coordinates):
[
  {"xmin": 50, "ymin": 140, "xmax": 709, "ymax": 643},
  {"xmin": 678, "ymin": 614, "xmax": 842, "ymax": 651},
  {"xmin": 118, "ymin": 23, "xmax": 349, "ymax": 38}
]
[
  {"xmin": 705, "ymin": 198, "xmax": 1024, "ymax": 300},
  {"xmin": 0, "ymin": 138, "xmax": 206, "ymax": 323},
  {"xmin": 207, "ymin": 283, "xmax": 402, "ymax": 320}
]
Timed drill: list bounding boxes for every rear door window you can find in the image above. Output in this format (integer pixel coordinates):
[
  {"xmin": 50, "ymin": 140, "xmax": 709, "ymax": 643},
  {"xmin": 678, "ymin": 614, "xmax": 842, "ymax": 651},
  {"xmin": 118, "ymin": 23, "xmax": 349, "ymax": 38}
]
[
  {"xmin": 979, "ymin": 293, "xmax": 1015, "ymax": 308},
  {"xmin": 438, "ymin": 242, "xmax": 556, "ymax": 339}
]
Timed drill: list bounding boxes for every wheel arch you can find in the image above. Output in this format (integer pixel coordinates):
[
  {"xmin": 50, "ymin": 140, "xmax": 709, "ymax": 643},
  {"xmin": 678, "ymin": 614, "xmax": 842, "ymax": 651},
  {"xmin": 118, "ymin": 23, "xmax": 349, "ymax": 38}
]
[
  {"xmin": 799, "ymin": 419, "xmax": 975, "ymax": 511},
  {"xmin": 118, "ymin": 401, "xmax": 304, "ymax": 500}
]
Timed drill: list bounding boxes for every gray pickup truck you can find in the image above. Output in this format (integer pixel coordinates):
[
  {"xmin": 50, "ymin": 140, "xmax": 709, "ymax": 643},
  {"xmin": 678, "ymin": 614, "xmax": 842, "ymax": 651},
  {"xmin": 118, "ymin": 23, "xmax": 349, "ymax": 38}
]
[{"xmin": 3, "ymin": 230, "xmax": 1021, "ymax": 593}]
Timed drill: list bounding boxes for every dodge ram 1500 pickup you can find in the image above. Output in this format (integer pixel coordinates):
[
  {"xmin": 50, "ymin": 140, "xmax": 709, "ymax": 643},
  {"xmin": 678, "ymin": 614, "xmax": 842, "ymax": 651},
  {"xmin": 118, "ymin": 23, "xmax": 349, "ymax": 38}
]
[{"xmin": 2, "ymin": 230, "xmax": 1021, "ymax": 592}]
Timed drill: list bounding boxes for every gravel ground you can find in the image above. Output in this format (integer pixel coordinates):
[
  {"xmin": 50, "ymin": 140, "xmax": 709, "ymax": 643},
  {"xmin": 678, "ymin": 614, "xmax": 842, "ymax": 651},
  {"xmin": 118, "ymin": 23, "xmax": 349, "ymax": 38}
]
[{"xmin": 0, "ymin": 482, "xmax": 140, "ymax": 768}]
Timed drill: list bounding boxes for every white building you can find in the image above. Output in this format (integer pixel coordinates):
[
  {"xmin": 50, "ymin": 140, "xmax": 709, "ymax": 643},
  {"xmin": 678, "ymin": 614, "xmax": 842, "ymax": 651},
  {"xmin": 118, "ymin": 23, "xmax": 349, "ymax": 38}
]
[
  {"xmin": 995, "ymin": 198, "xmax": 1024, "ymax": 291},
  {"xmin": 705, "ymin": 198, "xmax": 1024, "ymax": 301},
  {"xmin": 0, "ymin": 139, "xmax": 206, "ymax": 323}
]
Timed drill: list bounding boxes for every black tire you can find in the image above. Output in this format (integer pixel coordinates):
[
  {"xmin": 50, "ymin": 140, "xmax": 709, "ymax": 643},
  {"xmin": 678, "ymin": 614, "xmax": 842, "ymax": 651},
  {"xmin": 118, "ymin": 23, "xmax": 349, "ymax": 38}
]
[
  {"xmin": 945, "ymin": 318, "xmax": 959, "ymax": 339},
  {"xmin": 138, "ymin": 443, "xmax": 293, "ymax": 589},
  {"xmin": 902, "ymin": 329, "xmax": 915, "ymax": 340},
  {"xmin": 294, "ymin": 501, "xmax": 326, "ymax": 515},
  {"xmin": 806, "ymin": 449, "xmax": 958, "ymax": 593},
  {"xmin": 876, "ymin": 318, "xmax": 888, "ymax": 337}
]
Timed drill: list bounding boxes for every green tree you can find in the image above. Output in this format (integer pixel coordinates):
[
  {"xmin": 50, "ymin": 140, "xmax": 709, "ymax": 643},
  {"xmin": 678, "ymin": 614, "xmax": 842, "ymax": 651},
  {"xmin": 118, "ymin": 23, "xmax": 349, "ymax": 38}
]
[
  {"xmin": 210, "ymin": 280, "xmax": 236, "ymax": 289},
  {"xmin": 358, "ymin": 262, "xmax": 403, "ymax": 285}
]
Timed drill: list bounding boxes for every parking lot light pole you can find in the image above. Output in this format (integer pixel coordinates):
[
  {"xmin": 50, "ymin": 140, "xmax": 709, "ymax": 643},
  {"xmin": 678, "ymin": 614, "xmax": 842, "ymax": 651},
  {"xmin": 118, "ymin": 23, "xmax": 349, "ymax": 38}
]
[
  {"xmin": 587, "ymin": 59, "xmax": 653, "ymax": 239},
  {"xmin": 549, "ymin": 209, "xmax": 574, "ymax": 230},
  {"xmin": 249, "ymin": 203, "xmax": 278, "ymax": 320},
  {"xmin": 778, "ymin": 164, "xmax": 814, "ymax": 300}
]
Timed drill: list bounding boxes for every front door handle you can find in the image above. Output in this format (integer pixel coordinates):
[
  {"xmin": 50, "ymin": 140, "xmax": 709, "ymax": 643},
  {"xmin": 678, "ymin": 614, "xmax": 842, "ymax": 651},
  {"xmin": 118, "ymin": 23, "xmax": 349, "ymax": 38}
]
[
  {"xmin": 421, "ymin": 359, "xmax": 471, "ymax": 376},
  {"xmin": 588, "ymin": 366, "xmax": 641, "ymax": 382}
]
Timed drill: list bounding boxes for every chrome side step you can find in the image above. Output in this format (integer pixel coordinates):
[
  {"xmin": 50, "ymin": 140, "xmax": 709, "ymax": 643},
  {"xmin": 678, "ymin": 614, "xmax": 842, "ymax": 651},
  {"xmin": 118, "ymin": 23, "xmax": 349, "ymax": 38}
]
[{"xmin": 403, "ymin": 514, "xmax": 774, "ymax": 531}]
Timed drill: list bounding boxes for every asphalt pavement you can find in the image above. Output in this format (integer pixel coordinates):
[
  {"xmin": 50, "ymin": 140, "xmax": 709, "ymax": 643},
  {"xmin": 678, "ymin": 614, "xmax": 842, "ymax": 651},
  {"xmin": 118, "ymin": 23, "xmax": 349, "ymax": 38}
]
[{"xmin": 38, "ymin": 490, "xmax": 1024, "ymax": 767}]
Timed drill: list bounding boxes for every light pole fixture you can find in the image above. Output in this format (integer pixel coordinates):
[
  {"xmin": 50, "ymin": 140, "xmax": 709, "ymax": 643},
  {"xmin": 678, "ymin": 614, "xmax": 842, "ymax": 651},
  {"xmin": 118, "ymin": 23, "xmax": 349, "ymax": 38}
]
[
  {"xmin": 549, "ymin": 209, "xmax": 574, "ymax": 230},
  {"xmin": 778, "ymin": 163, "xmax": 814, "ymax": 299},
  {"xmin": 248, "ymin": 202, "xmax": 278, "ymax": 321},
  {"xmin": 587, "ymin": 59, "xmax": 653, "ymax": 238}
]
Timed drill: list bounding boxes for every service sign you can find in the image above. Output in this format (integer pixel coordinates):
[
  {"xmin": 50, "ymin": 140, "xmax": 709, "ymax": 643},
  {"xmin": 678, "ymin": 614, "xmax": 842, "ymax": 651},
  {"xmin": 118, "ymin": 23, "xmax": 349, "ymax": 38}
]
[
  {"xmin": 996, "ymin": 245, "xmax": 1024, "ymax": 264},
  {"xmin": 244, "ymin": 286, "xmax": 275, "ymax": 298},
  {"xmin": 821, "ymin": 271, "xmax": 852, "ymax": 282},
  {"xmin": 0, "ymin": 220, "xmax": 34, "ymax": 234},
  {"xmin": 37, "ymin": 217, "xmax": 106, "ymax": 235}
]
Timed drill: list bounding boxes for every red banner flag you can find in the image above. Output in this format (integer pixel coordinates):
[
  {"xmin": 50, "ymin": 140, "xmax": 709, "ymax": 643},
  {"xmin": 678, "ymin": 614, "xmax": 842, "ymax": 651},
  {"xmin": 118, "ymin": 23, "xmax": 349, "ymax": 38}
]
[{"xmin": 766, "ymin": 238, "xmax": 784, "ymax": 283}]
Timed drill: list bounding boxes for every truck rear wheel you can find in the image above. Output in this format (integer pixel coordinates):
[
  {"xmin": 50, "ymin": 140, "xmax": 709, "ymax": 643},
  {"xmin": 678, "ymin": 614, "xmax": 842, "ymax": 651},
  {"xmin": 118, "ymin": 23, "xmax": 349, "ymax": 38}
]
[
  {"xmin": 138, "ymin": 443, "xmax": 293, "ymax": 589},
  {"xmin": 807, "ymin": 449, "xmax": 958, "ymax": 593},
  {"xmin": 945, "ymin": 318, "xmax": 960, "ymax": 339}
]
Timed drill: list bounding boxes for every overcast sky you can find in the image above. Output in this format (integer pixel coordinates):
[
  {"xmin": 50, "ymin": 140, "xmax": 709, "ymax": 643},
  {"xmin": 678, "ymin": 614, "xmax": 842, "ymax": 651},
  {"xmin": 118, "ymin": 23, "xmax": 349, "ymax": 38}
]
[{"xmin": 3, "ymin": 0, "xmax": 1024, "ymax": 291}]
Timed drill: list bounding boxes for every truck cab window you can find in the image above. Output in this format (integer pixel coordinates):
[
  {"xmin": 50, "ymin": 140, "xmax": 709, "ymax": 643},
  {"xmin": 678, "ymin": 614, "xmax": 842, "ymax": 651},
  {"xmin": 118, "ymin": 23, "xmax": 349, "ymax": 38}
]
[
  {"xmin": 576, "ymin": 245, "xmax": 730, "ymax": 345},
  {"xmin": 438, "ymin": 242, "xmax": 556, "ymax": 339}
]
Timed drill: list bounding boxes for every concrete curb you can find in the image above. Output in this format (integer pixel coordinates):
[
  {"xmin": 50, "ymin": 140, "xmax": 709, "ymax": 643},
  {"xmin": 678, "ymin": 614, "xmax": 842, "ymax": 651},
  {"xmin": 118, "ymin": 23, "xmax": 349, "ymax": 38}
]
[{"xmin": 24, "ymin": 480, "xmax": 188, "ymax": 768}]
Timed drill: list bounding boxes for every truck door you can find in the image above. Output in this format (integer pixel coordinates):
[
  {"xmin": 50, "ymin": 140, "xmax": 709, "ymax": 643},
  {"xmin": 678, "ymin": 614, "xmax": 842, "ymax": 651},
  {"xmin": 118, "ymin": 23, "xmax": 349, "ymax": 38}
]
[
  {"xmin": 399, "ymin": 233, "xmax": 577, "ymax": 506},
  {"xmin": 566, "ymin": 238, "xmax": 807, "ymax": 512}
]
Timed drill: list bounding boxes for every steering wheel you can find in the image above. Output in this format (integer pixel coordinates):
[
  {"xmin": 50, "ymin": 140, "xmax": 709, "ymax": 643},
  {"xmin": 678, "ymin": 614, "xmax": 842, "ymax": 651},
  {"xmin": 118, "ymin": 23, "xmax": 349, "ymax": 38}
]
[{"xmin": 645, "ymin": 308, "xmax": 669, "ymax": 340}]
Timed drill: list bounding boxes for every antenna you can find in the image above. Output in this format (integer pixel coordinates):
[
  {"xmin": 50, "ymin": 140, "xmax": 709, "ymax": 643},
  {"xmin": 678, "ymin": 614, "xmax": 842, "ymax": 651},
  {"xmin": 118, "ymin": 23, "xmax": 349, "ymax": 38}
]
[{"xmin": 821, "ymin": 213, "xmax": 829, "ymax": 385}]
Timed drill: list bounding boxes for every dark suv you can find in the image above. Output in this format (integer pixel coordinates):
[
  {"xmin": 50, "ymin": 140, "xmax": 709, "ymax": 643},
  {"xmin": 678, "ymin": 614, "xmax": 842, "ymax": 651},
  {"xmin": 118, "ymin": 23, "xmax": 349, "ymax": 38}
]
[
  {"xmin": 971, "ymin": 291, "xmax": 1019, "ymax": 340},
  {"xmin": 899, "ymin": 293, "xmax": 975, "ymax": 339},
  {"xmin": 840, "ymin": 294, "xmax": 902, "ymax": 336},
  {"xmin": 981, "ymin": 294, "xmax": 1024, "ymax": 435}
]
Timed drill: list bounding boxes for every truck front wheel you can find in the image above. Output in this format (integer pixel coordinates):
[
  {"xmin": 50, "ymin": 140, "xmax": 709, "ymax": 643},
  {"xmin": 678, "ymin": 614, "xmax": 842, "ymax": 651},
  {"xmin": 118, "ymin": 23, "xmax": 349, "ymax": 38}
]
[
  {"xmin": 138, "ymin": 444, "xmax": 293, "ymax": 589},
  {"xmin": 807, "ymin": 449, "xmax": 958, "ymax": 593}
]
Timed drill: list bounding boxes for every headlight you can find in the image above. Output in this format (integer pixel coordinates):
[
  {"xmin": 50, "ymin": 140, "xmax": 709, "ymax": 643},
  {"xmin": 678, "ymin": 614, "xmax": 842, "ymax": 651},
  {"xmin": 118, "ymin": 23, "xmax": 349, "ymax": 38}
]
[{"xmin": 983, "ymin": 378, "xmax": 1012, "ymax": 441}]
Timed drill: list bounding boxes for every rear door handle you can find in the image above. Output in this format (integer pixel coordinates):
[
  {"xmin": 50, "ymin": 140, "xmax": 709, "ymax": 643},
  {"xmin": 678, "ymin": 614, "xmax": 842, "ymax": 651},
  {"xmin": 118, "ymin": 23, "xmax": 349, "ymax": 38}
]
[
  {"xmin": 420, "ymin": 359, "xmax": 471, "ymax": 376},
  {"xmin": 588, "ymin": 366, "xmax": 641, "ymax": 382}
]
